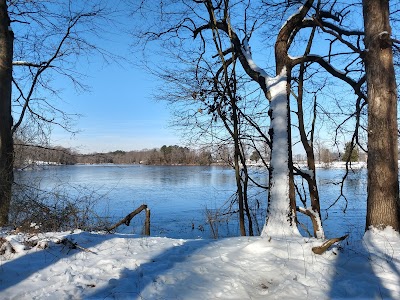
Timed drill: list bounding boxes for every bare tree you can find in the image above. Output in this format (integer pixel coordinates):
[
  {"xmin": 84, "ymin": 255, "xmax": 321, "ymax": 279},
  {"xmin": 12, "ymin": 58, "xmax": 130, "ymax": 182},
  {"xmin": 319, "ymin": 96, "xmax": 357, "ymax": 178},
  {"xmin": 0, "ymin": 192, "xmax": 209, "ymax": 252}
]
[
  {"xmin": 133, "ymin": 0, "xmax": 370, "ymax": 238},
  {"xmin": 0, "ymin": 0, "xmax": 118, "ymax": 225}
]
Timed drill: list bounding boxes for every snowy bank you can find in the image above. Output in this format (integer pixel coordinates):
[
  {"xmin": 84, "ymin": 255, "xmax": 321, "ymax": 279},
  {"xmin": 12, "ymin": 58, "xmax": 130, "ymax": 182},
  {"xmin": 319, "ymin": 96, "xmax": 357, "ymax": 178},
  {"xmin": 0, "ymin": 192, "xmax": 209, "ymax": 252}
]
[{"xmin": 1, "ymin": 229, "xmax": 399, "ymax": 299}]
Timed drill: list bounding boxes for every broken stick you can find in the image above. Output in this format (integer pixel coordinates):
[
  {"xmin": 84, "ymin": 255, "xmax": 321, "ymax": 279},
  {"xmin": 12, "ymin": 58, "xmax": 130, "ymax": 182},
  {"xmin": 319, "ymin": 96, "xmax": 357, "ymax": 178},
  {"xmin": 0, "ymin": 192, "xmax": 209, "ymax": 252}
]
[{"xmin": 106, "ymin": 204, "xmax": 149, "ymax": 233}]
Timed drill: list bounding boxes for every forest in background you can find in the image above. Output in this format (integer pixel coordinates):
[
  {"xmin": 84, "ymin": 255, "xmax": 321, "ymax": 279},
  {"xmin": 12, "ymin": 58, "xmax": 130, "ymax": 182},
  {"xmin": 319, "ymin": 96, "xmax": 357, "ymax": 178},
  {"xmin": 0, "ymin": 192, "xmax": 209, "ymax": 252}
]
[
  {"xmin": 13, "ymin": 144, "xmax": 215, "ymax": 167},
  {"xmin": 13, "ymin": 141, "xmax": 366, "ymax": 168}
]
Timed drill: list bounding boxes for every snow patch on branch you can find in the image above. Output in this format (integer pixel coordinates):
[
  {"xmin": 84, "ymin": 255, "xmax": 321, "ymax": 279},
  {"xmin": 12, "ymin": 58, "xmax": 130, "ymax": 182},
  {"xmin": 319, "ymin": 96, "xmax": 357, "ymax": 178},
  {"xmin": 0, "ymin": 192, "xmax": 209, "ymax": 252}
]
[
  {"xmin": 301, "ymin": 168, "xmax": 314, "ymax": 179},
  {"xmin": 378, "ymin": 31, "xmax": 389, "ymax": 37},
  {"xmin": 288, "ymin": 54, "xmax": 301, "ymax": 60},
  {"xmin": 307, "ymin": 207, "xmax": 324, "ymax": 239},
  {"xmin": 241, "ymin": 37, "xmax": 269, "ymax": 78},
  {"xmin": 13, "ymin": 61, "xmax": 32, "ymax": 65},
  {"xmin": 13, "ymin": 61, "xmax": 47, "ymax": 68},
  {"xmin": 280, "ymin": 5, "xmax": 304, "ymax": 30}
]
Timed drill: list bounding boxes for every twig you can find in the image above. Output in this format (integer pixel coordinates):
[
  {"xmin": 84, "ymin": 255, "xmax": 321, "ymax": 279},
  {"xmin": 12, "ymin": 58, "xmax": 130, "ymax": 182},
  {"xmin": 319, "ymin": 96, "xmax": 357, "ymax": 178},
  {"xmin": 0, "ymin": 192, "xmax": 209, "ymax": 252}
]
[{"xmin": 58, "ymin": 238, "xmax": 97, "ymax": 254}]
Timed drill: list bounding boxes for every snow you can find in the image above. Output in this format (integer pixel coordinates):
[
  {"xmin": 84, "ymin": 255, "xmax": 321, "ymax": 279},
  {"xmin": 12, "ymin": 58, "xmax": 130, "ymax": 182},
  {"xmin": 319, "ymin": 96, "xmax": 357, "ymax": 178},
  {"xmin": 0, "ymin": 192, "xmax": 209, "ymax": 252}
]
[
  {"xmin": 1, "ymin": 228, "xmax": 399, "ymax": 299},
  {"xmin": 378, "ymin": 31, "xmax": 389, "ymax": 38},
  {"xmin": 262, "ymin": 68, "xmax": 300, "ymax": 238},
  {"xmin": 12, "ymin": 61, "xmax": 31, "ymax": 65},
  {"xmin": 241, "ymin": 37, "xmax": 298, "ymax": 238},
  {"xmin": 309, "ymin": 207, "xmax": 324, "ymax": 239},
  {"xmin": 300, "ymin": 168, "xmax": 314, "ymax": 179},
  {"xmin": 241, "ymin": 38, "xmax": 270, "ymax": 78},
  {"xmin": 280, "ymin": 4, "xmax": 305, "ymax": 31},
  {"xmin": 288, "ymin": 54, "xmax": 301, "ymax": 60},
  {"xmin": 295, "ymin": 161, "xmax": 367, "ymax": 170}
]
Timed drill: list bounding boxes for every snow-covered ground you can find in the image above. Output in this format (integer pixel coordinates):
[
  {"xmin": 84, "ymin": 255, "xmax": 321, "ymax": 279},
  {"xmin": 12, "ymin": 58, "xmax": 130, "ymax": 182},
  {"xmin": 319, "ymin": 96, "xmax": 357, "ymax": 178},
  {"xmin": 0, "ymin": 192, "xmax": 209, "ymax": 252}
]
[
  {"xmin": 1, "ymin": 227, "xmax": 399, "ymax": 299},
  {"xmin": 247, "ymin": 160, "xmax": 368, "ymax": 169}
]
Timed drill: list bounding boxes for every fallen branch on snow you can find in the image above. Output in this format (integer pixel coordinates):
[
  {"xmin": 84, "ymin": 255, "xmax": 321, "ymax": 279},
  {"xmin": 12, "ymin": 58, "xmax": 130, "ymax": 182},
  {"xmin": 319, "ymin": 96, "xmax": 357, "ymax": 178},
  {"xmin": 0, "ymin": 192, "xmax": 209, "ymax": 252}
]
[
  {"xmin": 312, "ymin": 234, "xmax": 348, "ymax": 255},
  {"xmin": 58, "ymin": 238, "xmax": 97, "ymax": 254}
]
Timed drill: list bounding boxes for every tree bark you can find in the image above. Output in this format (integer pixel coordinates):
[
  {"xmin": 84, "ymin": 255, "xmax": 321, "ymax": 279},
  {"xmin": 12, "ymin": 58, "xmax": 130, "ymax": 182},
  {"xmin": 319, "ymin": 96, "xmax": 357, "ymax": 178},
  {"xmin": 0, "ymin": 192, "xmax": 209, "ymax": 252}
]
[
  {"xmin": 233, "ymin": 120, "xmax": 246, "ymax": 236},
  {"xmin": 363, "ymin": 0, "xmax": 400, "ymax": 231},
  {"xmin": 0, "ymin": 0, "xmax": 14, "ymax": 226}
]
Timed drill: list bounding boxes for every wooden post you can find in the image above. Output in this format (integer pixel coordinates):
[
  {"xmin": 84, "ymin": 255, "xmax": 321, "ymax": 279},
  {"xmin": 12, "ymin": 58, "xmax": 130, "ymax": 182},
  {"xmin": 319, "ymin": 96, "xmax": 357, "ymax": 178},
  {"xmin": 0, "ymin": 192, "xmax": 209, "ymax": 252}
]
[{"xmin": 144, "ymin": 208, "xmax": 151, "ymax": 236}]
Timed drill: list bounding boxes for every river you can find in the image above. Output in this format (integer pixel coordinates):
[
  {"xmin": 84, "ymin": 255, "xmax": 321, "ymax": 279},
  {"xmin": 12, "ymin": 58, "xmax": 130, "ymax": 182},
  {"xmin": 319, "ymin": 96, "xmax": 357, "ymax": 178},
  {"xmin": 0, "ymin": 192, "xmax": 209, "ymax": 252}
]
[{"xmin": 14, "ymin": 164, "xmax": 367, "ymax": 240}]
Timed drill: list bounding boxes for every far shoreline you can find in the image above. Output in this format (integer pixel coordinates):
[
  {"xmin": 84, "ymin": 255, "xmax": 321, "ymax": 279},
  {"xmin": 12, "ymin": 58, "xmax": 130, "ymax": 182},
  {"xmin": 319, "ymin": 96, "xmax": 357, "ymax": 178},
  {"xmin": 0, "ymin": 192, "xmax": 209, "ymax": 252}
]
[{"xmin": 15, "ymin": 160, "xmax": 374, "ymax": 170}]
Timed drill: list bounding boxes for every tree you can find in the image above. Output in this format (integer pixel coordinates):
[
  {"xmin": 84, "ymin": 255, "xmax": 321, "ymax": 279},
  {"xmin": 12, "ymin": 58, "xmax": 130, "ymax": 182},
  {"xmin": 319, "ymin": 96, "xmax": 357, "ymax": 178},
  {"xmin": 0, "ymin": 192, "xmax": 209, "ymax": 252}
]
[
  {"xmin": 134, "ymin": 0, "xmax": 371, "ymax": 238},
  {"xmin": 191, "ymin": 0, "xmax": 319, "ymax": 238},
  {"xmin": 320, "ymin": 148, "xmax": 333, "ymax": 165},
  {"xmin": 363, "ymin": 0, "xmax": 400, "ymax": 231},
  {"xmin": 250, "ymin": 150, "xmax": 261, "ymax": 163},
  {"xmin": 0, "ymin": 0, "xmax": 14, "ymax": 225},
  {"xmin": 342, "ymin": 142, "xmax": 359, "ymax": 162},
  {"xmin": 0, "ymin": 0, "xmax": 117, "ymax": 226}
]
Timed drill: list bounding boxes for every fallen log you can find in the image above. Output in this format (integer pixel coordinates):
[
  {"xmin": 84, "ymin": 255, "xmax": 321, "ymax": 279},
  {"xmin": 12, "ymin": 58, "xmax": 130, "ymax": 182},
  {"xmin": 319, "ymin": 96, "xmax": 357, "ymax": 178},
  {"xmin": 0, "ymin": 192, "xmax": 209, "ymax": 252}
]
[{"xmin": 312, "ymin": 234, "xmax": 348, "ymax": 255}]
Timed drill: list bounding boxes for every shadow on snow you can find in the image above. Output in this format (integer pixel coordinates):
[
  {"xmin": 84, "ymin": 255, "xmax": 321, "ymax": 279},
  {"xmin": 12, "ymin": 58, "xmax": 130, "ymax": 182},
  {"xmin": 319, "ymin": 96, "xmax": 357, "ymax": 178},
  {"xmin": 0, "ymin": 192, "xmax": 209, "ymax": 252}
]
[
  {"xmin": 0, "ymin": 231, "xmax": 116, "ymax": 292},
  {"xmin": 328, "ymin": 238, "xmax": 399, "ymax": 299},
  {"xmin": 86, "ymin": 238, "xmax": 216, "ymax": 299}
]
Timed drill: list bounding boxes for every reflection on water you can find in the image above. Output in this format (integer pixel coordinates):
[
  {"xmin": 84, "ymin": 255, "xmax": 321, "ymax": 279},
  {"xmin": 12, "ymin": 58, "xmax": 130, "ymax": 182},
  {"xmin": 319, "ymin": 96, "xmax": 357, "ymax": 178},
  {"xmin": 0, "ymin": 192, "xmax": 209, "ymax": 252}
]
[{"xmin": 15, "ymin": 165, "xmax": 369, "ymax": 239}]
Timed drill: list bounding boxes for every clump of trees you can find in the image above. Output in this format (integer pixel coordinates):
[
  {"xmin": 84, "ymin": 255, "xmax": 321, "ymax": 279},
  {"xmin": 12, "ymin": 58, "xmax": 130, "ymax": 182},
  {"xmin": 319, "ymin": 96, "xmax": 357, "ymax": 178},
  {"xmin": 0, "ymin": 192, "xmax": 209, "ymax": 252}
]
[
  {"xmin": 13, "ymin": 144, "xmax": 214, "ymax": 166},
  {"xmin": 76, "ymin": 145, "xmax": 213, "ymax": 165},
  {"xmin": 14, "ymin": 143, "xmax": 77, "ymax": 168}
]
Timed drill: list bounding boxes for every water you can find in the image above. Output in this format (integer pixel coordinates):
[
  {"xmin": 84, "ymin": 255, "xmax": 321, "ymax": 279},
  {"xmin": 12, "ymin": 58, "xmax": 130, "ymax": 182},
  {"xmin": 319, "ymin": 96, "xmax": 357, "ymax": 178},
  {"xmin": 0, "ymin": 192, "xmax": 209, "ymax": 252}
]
[
  {"xmin": 304, "ymin": 168, "xmax": 367, "ymax": 240},
  {"xmin": 14, "ymin": 165, "xmax": 367, "ymax": 239}
]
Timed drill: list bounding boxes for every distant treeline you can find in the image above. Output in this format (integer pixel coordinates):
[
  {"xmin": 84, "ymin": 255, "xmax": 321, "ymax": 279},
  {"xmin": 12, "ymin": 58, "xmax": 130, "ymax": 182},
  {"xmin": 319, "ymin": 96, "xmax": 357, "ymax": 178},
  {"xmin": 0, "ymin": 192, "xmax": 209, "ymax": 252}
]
[
  {"xmin": 76, "ymin": 145, "xmax": 213, "ymax": 165},
  {"xmin": 14, "ymin": 144, "xmax": 214, "ymax": 167}
]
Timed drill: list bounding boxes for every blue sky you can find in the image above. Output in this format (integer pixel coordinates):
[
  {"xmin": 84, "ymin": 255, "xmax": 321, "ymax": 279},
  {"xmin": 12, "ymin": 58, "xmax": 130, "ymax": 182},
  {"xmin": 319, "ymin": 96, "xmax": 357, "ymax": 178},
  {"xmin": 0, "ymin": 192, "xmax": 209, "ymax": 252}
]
[
  {"xmin": 21, "ymin": 1, "xmax": 361, "ymax": 155},
  {"xmin": 50, "ymin": 34, "xmax": 181, "ymax": 154}
]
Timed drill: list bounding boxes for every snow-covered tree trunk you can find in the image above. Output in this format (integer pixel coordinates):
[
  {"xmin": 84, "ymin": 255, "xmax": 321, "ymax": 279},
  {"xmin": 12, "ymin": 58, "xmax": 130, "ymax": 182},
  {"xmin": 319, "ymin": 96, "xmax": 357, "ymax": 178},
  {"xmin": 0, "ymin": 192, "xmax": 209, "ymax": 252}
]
[
  {"xmin": 261, "ymin": 68, "xmax": 300, "ymax": 237},
  {"xmin": 192, "ymin": 0, "xmax": 320, "ymax": 237},
  {"xmin": 260, "ymin": 0, "xmax": 314, "ymax": 237}
]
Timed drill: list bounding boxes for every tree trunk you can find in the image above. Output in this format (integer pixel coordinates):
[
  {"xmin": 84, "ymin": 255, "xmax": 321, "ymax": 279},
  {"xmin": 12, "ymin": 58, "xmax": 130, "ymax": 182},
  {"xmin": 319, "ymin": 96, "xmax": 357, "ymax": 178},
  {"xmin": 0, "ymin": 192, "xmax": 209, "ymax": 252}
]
[
  {"xmin": 0, "ymin": 0, "xmax": 14, "ymax": 226},
  {"xmin": 261, "ymin": 1, "xmax": 314, "ymax": 237},
  {"xmin": 363, "ymin": 0, "xmax": 400, "ymax": 231},
  {"xmin": 297, "ymin": 65, "xmax": 324, "ymax": 238},
  {"xmin": 262, "ymin": 66, "xmax": 300, "ymax": 237},
  {"xmin": 233, "ymin": 128, "xmax": 246, "ymax": 236},
  {"xmin": 241, "ymin": 162, "xmax": 254, "ymax": 236}
]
